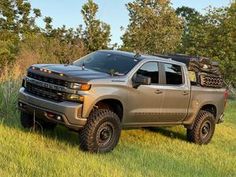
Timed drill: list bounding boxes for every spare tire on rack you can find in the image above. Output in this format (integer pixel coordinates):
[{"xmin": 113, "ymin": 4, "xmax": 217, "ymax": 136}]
[
  {"xmin": 198, "ymin": 73, "xmax": 224, "ymax": 88},
  {"xmin": 154, "ymin": 54, "xmax": 223, "ymax": 88}
]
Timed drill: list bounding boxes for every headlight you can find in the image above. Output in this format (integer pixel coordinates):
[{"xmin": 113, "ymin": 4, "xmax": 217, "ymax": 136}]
[
  {"xmin": 69, "ymin": 83, "xmax": 81, "ymax": 89},
  {"xmin": 69, "ymin": 83, "xmax": 91, "ymax": 91}
]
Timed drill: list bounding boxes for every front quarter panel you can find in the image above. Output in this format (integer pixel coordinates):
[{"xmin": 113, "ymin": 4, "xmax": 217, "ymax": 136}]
[{"xmin": 80, "ymin": 79, "xmax": 130, "ymax": 119}]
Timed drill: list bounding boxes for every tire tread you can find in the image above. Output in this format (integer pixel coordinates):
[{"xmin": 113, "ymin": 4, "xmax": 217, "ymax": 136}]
[
  {"xmin": 187, "ymin": 110, "xmax": 215, "ymax": 144},
  {"xmin": 80, "ymin": 109, "xmax": 121, "ymax": 153}
]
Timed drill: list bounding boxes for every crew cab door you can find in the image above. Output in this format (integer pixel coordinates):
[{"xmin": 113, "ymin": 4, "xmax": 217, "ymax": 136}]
[
  {"xmin": 126, "ymin": 61, "xmax": 164, "ymax": 124},
  {"xmin": 157, "ymin": 62, "xmax": 190, "ymax": 122}
]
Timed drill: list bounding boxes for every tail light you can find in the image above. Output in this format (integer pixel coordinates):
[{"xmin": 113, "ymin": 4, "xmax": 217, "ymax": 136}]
[{"xmin": 224, "ymin": 89, "xmax": 229, "ymax": 109}]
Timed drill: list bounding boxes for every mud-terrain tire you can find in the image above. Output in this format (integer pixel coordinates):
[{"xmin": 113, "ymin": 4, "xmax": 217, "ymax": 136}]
[
  {"xmin": 80, "ymin": 109, "xmax": 121, "ymax": 153},
  {"xmin": 199, "ymin": 73, "xmax": 223, "ymax": 88},
  {"xmin": 20, "ymin": 112, "xmax": 57, "ymax": 131},
  {"xmin": 187, "ymin": 110, "xmax": 215, "ymax": 145},
  {"xmin": 20, "ymin": 112, "xmax": 34, "ymax": 129}
]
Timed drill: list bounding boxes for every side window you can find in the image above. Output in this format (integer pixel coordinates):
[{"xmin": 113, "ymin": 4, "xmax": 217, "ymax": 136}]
[
  {"xmin": 164, "ymin": 63, "xmax": 183, "ymax": 85},
  {"xmin": 137, "ymin": 62, "xmax": 159, "ymax": 84}
]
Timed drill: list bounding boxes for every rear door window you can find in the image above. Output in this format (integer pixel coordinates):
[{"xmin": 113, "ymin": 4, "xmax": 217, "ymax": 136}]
[{"xmin": 164, "ymin": 63, "xmax": 183, "ymax": 85}]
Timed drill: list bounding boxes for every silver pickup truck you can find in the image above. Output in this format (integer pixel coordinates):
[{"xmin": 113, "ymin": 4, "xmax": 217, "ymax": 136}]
[{"xmin": 18, "ymin": 50, "xmax": 227, "ymax": 153}]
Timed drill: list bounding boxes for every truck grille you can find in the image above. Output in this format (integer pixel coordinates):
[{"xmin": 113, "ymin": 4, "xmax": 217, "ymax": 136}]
[
  {"xmin": 25, "ymin": 82, "xmax": 66, "ymax": 102},
  {"xmin": 25, "ymin": 72, "xmax": 72, "ymax": 102},
  {"xmin": 27, "ymin": 71, "xmax": 68, "ymax": 87}
]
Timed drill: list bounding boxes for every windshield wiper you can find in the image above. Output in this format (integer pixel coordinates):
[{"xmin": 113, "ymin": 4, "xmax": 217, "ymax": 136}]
[
  {"xmin": 109, "ymin": 69, "xmax": 125, "ymax": 76},
  {"xmin": 113, "ymin": 72, "xmax": 125, "ymax": 76}
]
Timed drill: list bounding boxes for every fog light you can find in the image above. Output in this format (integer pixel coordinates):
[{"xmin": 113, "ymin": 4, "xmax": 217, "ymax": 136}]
[
  {"xmin": 67, "ymin": 94, "xmax": 84, "ymax": 102},
  {"xmin": 56, "ymin": 116, "xmax": 62, "ymax": 121}
]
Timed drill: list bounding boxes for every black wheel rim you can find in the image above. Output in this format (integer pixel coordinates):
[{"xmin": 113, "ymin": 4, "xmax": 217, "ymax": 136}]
[
  {"xmin": 96, "ymin": 122, "xmax": 114, "ymax": 147},
  {"xmin": 200, "ymin": 120, "xmax": 211, "ymax": 139}
]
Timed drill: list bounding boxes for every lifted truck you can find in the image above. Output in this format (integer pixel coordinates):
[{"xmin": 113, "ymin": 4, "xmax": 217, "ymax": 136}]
[{"xmin": 18, "ymin": 50, "xmax": 227, "ymax": 153}]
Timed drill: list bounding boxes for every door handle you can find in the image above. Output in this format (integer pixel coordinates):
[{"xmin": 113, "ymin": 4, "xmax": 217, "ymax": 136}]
[
  {"xmin": 183, "ymin": 91, "xmax": 189, "ymax": 95},
  {"xmin": 155, "ymin": 90, "xmax": 163, "ymax": 94}
]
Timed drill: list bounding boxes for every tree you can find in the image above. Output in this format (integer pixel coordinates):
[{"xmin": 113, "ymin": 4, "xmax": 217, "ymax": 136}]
[
  {"xmin": 176, "ymin": 6, "xmax": 202, "ymax": 53},
  {"xmin": 0, "ymin": 0, "xmax": 41, "ymax": 67},
  {"xmin": 81, "ymin": 0, "xmax": 111, "ymax": 52},
  {"xmin": 0, "ymin": 0, "xmax": 88, "ymax": 68},
  {"xmin": 121, "ymin": 0, "xmax": 183, "ymax": 54},
  {"xmin": 176, "ymin": 3, "xmax": 236, "ymax": 84}
]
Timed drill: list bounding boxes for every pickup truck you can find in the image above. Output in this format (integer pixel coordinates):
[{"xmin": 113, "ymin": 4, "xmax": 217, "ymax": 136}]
[{"xmin": 18, "ymin": 50, "xmax": 227, "ymax": 153}]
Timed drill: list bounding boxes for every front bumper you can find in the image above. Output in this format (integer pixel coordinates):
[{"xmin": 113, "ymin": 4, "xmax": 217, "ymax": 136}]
[{"xmin": 18, "ymin": 87, "xmax": 87, "ymax": 130}]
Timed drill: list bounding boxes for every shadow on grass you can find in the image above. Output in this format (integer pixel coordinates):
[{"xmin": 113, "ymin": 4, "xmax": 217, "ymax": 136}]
[
  {"xmin": 1, "ymin": 115, "xmax": 80, "ymax": 147},
  {"xmin": 42, "ymin": 125, "xmax": 80, "ymax": 147},
  {"xmin": 144, "ymin": 127, "xmax": 187, "ymax": 141},
  {"xmin": 1, "ymin": 113, "xmax": 187, "ymax": 148}
]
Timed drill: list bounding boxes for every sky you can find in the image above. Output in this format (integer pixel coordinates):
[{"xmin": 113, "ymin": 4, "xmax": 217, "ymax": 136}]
[{"xmin": 29, "ymin": 0, "xmax": 231, "ymax": 45}]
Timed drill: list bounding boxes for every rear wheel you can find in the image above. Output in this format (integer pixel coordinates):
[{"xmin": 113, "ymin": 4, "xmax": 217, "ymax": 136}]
[
  {"xmin": 187, "ymin": 110, "xmax": 215, "ymax": 145},
  {"xmin": 80, "ymin": 109, "xmax": 121, "ymax": 153}
]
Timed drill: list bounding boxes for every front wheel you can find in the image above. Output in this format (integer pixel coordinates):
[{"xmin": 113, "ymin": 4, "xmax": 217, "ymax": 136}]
[
  {"xmin": 187, "ymin": 110, "xmax": 215, "ymax": 145},
  {"xmin": 20, "ymin": 112, "xmax": 34, "ymax": 129},
  {"xmin": 80, "ymin": 109, "xmax": 121, "ymax": 153}
]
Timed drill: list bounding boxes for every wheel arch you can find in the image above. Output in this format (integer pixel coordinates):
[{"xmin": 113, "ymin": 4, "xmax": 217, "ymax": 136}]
[
  {"xmin": 185, "ymin": 103, "xmax": 217, "ymax": 129},
  {"xmin": 87, "ymin": 97, "xmax": 124, "ymax": 122},
  {"xmin": 200, "ymin": 104, "xmax": 217, "ymax": 118}
]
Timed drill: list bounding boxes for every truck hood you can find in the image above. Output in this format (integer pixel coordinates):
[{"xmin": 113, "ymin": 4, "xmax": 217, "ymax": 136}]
[{"xmin": 29, "ymin": 64, "xmax": 111, "ymax": 83}]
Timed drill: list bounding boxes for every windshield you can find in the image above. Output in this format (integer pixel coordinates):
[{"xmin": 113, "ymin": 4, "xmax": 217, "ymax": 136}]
[{"xmin": 73, "ymin": 51, "xmax": 140, "ymax": 75}]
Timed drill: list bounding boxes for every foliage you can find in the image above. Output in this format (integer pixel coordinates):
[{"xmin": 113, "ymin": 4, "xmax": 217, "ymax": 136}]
[
  {"xmin": 0, "ymin": 0, "xmax": 41, "ymax": 67},
  {"xmin": 0, "ymin": 0, "xmax": 235, "ymax": 85},
  {"xmin": 176, "ymin": 3, "xmax": 236, "ymax": 84},
  {"xmin": 0, "ymin": 32, "xmax": 19, "ymax": 67},
  {"xmin": 81, "ymin": 0, "xmax": 111, "ymax": 52},
  {"xmin": 0, "ymin": 80, "xmax": 20, "ymax": 122},
  {"xmin": 121, "ymin": 0, "xmax": 183, "ymax": 54},
  {"xmin": 18, "ymin": 34, "xmax": 87, "ymax": 67}
]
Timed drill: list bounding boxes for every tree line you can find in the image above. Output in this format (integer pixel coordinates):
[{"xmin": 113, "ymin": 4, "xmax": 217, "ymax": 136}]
[{"xmin": 0, "ymin": 0, "xmax": 235, "ymax": 85}]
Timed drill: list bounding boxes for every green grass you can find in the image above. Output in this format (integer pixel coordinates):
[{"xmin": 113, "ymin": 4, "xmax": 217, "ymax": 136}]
[{"xmin": 0, "ymin": 82, "xmax": 235, "ymax": 177}]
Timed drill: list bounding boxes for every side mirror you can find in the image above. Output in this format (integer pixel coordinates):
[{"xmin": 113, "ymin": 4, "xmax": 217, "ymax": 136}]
[{"xmin": 132, "ymin": 74, "xmax": 151, "ymax": 88}]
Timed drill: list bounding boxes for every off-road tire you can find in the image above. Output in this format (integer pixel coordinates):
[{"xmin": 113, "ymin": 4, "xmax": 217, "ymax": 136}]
[
  {"xmin": 80, "ymin": 109, "xmax": 121, "ymax": 153},
  {"xmin": 20, "ymin": 112, "xmax": 34, "ymax": 129},
  {"xmin": 187, "ymin": 110, "xmax": 215, "ymax": 145},
  {"xmin": 199, "ymin": 73, "xmax": 223, "ymax": 88}
]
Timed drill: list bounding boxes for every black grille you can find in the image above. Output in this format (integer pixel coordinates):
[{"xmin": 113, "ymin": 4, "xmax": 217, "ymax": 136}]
[
  {"xmin": 25, "ymin": 82, "xmax": 66, "ymax": 102},
  {"xmin": 27, "ymin": 72, "xmax": 68, "ymax": 87}
]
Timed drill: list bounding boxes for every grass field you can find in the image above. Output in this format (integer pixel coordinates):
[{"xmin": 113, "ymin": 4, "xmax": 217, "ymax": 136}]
[{"xmin": 0, "ymin": 82, "xmax": 235, "ymax": 177}]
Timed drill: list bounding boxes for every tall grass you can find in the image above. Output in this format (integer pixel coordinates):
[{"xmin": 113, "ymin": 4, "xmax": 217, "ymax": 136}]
[
  {"xmin": 0, "ymin": 64, "xmax": 22, "ymax": 126},
  {"xmin": 0, "ymin": 80, "xmax": 20, "ymax": 126}
]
